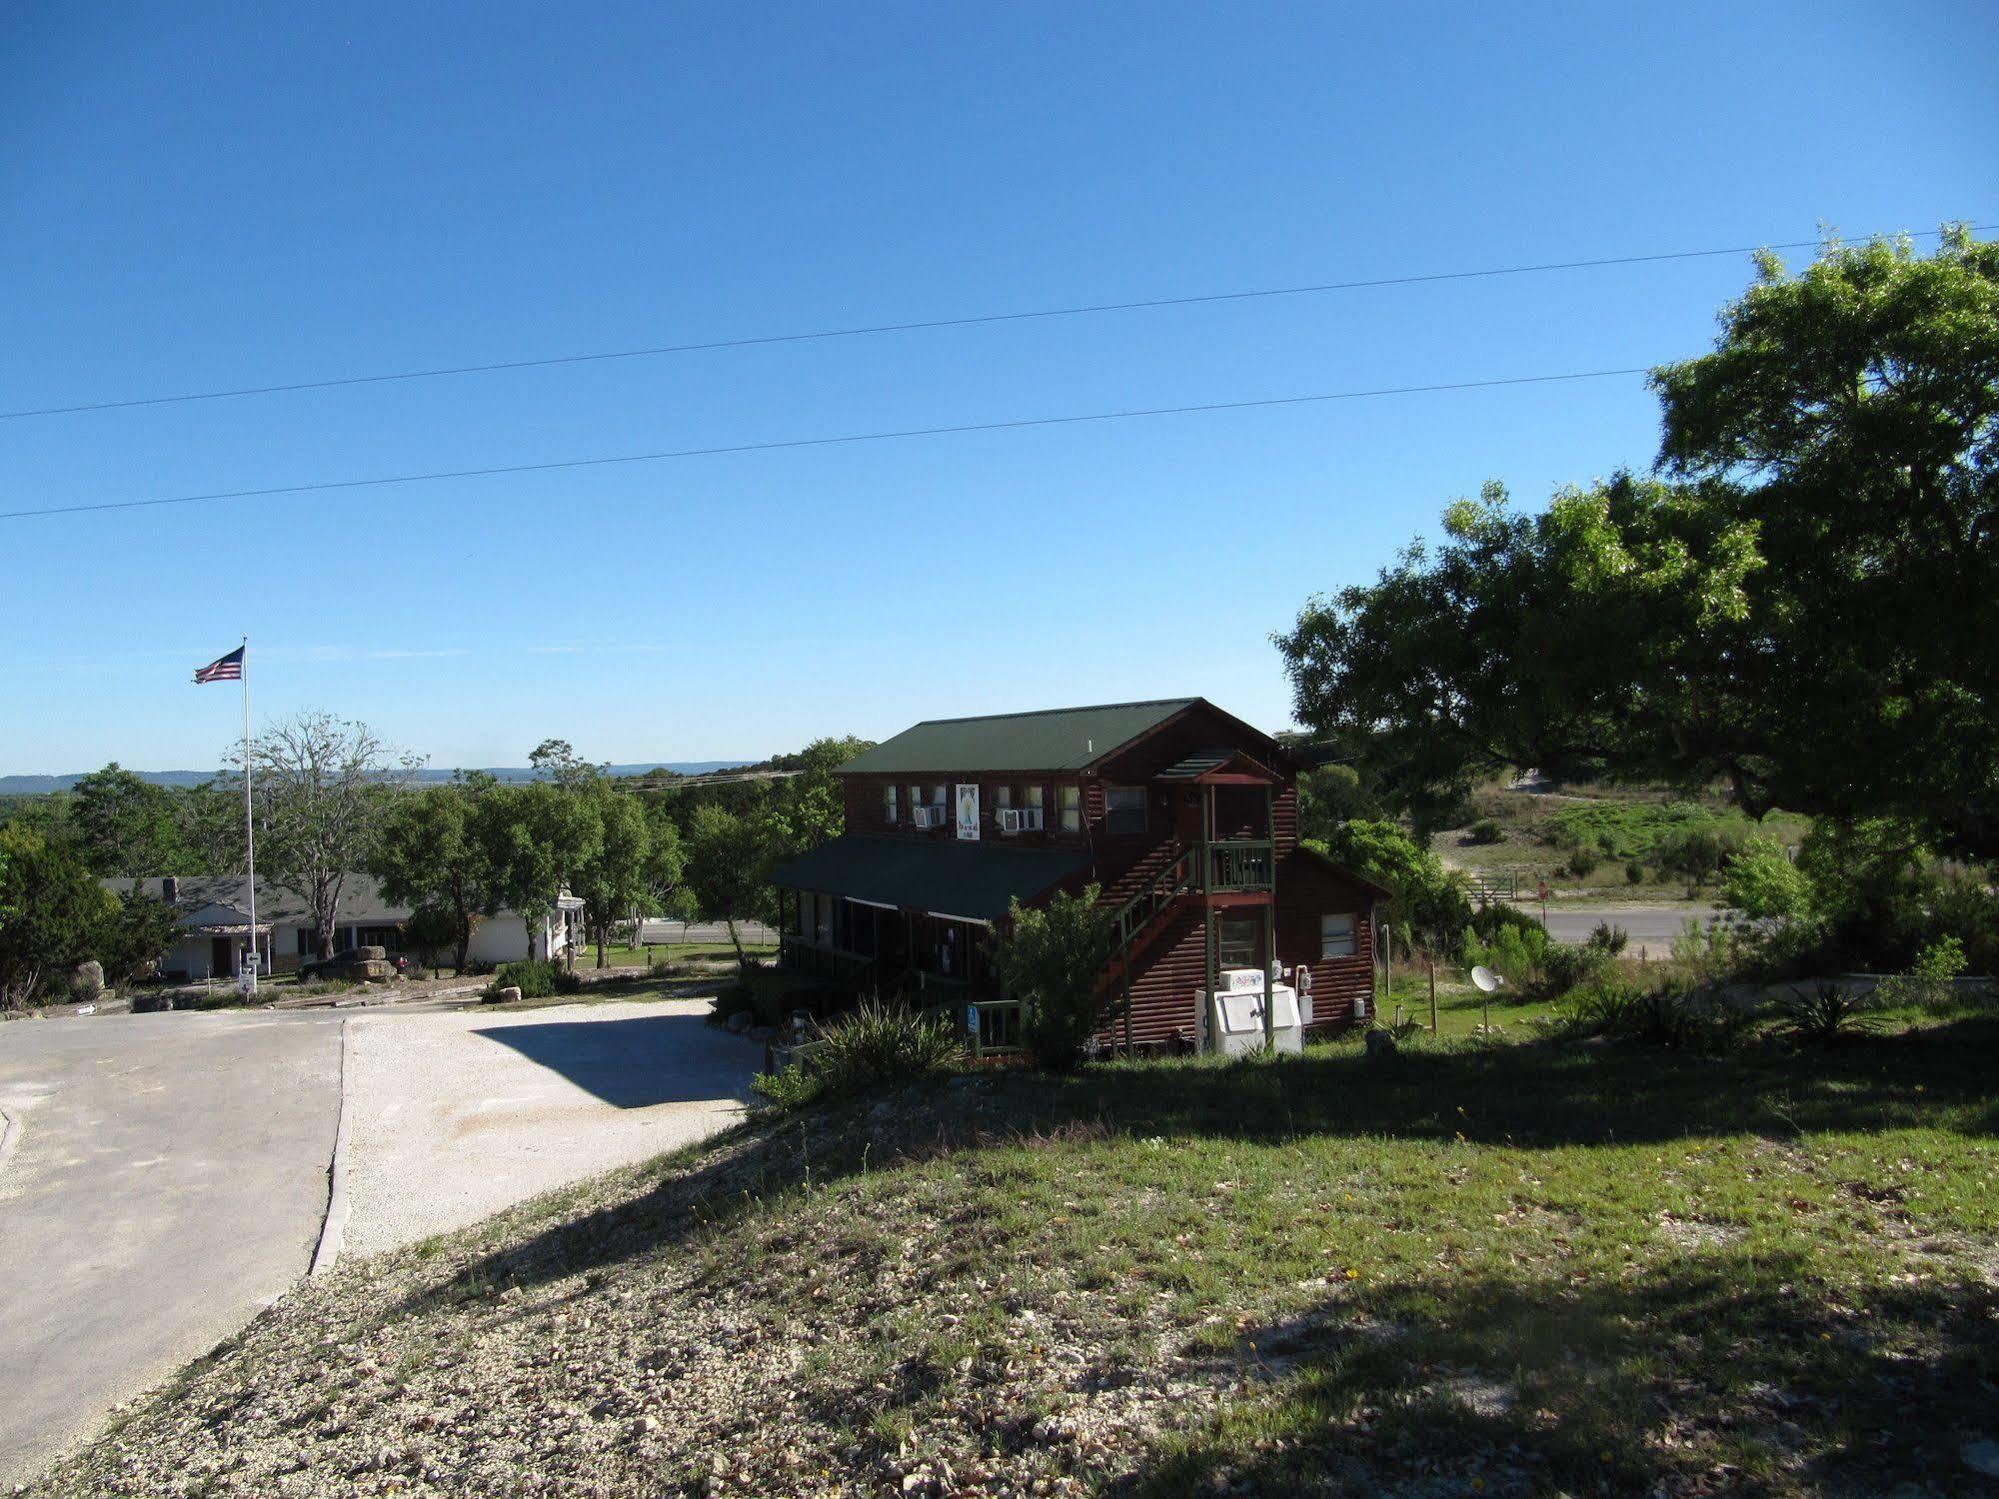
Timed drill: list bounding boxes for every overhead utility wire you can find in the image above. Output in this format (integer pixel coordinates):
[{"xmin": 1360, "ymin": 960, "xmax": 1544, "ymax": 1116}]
[
  {"xmin": 0, "ymin": 365, "xmax": 1647, "ymax": 522},
  {"xmin": 2, "ymin": 224, "xmax": 1987, "ymax": 422}
]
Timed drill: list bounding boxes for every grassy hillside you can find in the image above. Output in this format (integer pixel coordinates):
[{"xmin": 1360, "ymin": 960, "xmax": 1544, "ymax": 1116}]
[
  {"xmin": 1437, "ymin": 779, "xmax": 1809, "ymax": 899},
  {"xmin": 31, "ymin": 1015, "xmax": 1999, "ymax": 1497}
]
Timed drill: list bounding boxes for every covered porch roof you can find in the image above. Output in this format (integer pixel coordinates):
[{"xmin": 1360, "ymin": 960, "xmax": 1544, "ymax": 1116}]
[
  {"xmin": 1153, "ymin": 748, "xmax": 1282, "ymax": 785},
  {"xmin": 770, "ymin": 835, "xmax": 1088, "ymax": 924}
]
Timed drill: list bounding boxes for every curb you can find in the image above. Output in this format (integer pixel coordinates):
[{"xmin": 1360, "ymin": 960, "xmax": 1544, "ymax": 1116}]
[
  {"xmin": 309, "ymin": 1017, "xmax": 354, "ymax": 1277},
  {"xmin": 0, "ymin": 1102, "xmax": 18, "ymax": 1184}
]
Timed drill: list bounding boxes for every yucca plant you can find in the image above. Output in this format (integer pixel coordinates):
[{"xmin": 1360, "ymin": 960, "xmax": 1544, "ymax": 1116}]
[{"xmin": 1775, "ymin": 982, "xmax": 1883, "ymax": 1047}]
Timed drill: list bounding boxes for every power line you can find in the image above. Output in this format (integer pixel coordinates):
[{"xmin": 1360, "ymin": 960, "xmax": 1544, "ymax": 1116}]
[
  {"xmin": 3, "ymin": 225, "xmax": 1985, "ymax": 423},
  {"xmin": 0, "ymin": 365, "xmax": 1649, "ymax": 521}
]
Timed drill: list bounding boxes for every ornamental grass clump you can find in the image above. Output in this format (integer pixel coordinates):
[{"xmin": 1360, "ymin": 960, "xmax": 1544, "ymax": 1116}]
[{"xmin": 752, "ymin": 999, "xmax": 960, "ymax": 1111}]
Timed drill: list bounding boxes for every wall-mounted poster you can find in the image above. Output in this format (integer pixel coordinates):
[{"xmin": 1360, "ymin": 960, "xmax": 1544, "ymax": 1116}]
[{"xmin": 955, "ymin": 783, "xmax": 980, "ymax": 840}]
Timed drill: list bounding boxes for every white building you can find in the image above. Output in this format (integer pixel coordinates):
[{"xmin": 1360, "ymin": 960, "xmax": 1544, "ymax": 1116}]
[{"xmin": 104, "ymin": 875, "xmax": 584, "ymax": 978}]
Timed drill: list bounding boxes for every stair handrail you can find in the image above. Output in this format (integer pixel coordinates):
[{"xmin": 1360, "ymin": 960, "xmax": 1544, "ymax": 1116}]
[{"xmin": 1106, "ymin": 840, "xmax": 1196, "ymax": 965}]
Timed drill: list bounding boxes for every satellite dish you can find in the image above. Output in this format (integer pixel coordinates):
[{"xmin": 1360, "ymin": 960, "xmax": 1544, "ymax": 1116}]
[{"xmin": 1471, "ymin": 965, "xmax": 1505, "ymax": 994}]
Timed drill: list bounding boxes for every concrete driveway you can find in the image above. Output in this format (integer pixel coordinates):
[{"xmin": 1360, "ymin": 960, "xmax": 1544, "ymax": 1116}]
[
  {"xmin": 338, "ymin": 998, "xmax": 750, "ymax": 1258},
  {"xmin": 0, "ymin": 996, "xmax": 753, "ymax": 1486}
]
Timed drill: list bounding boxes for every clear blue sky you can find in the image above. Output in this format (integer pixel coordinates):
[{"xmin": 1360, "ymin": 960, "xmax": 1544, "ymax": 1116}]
[{"xmin": 2, "ymin": 2, "xmax": 1992, "ymax": 775}]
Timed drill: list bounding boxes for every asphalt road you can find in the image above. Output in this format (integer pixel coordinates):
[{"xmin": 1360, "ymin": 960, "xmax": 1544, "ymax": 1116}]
[
  {"xmin": 0, "ymin": 997, "xmax": 756, "ymax": 1487},
  {"xmin": 635, "ymin": 918, "xmax": 776, "ymax": 947},
  {"xmin": 0, "ymin": 1010, "xmax": 344, "ymax": 1486},
  {"xmin": 1539, "ymin": 904, "xmax": 1723, "ymax": 953}
]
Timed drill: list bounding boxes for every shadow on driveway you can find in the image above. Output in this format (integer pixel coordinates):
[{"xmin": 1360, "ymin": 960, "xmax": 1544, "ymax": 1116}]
[{"xmin": 471, "ymin": 1012, "xmax": 748, "ymax": 1109}]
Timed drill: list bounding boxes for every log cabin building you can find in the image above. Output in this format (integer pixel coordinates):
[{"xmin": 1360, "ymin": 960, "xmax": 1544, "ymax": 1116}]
[{"xmin": 769, "ymin": 698, "xmax": 1386, "ymax": 1053}]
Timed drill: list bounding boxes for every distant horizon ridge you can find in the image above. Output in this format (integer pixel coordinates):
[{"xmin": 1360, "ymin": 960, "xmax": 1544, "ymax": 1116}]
[{"xmin": 0, "ymin": 761, "xmax": 759, "ymax": 794}]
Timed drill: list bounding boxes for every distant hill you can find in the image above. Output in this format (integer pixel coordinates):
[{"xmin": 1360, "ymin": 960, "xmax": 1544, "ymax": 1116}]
[{"xmin": 0, "ymin": 762, "xmax": 757, "ymax": 795}]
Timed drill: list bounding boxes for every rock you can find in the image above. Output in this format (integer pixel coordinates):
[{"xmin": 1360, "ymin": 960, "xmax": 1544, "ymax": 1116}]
[
  {"xmin": 1364, "ymin": 1028, "xmax": 1398, "ymax": 1060},
  {"xmin": 71, "ymin": 961, "xmax": 106, "ymax": 1003},
  {"xmin": 726, "ymin": 1011, "xmax": 753, "ymax": 1034},
  {"xmin": 487, "ymin": 986, "xmax": 522, "ymax": 1006}
]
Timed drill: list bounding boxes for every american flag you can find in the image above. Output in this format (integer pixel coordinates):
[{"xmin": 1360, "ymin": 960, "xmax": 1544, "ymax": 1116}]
[{"xmin": 193, "ymin": 646, "xmax": 245, "ymax": 683}]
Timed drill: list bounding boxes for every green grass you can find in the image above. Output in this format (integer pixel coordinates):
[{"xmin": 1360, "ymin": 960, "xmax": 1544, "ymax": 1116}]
[
  {"xmin": 589, "ymin": 940, "xmax": 776, "ymax": 968},
  {"xmin": 410, "ymin": 1005, "xmax": 1998, "ymax": 1495}
]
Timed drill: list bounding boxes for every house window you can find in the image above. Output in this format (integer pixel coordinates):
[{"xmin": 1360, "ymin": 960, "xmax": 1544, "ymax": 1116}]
[
  {"xmin": 994, "ymin": 786, "xmax": 1012, "ymax": 810},
  {"xmin": 1218, "ymin": 916, "xmax": 1260, "ymax": 969},
  {"xmin": 906, "ymin": 785, "xmax": 920, "ymax": 817},
  {"xmin": 928, "ymin": 785, "xmax": 946, "ymax": 808},
  {"xmin": 1025, "ymin": 785, "xmax": 1044, "ymax": 812},
  {"xmin": 1058, "ymin": 784, "xmax": 1081, "ymax": 832},
  {"xmin": 1321, "ymin": 913, "xmax": 1357, "ymax": 958},
  {"xmin": 1104, "ymin": 785, "xmax": 1146, "ymax": 836},
  {"xmin": 884, "ymin": 785, "xmax": 898, "ymax": 823}
]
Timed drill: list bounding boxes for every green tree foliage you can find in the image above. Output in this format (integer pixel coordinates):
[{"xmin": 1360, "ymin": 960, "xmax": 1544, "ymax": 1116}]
[
  {"xmin": 102, "ymin": 885, "xmax": 183, "ymax": 984},
  {"xmin": 571, "ymin": 783, "xmax": 656, "ymax": 968},
  {"xmin": 1295, "ymin": 764, "xmax": 1380, "ymax": 842},
  {"xmin": 174, "ymin": 780, "xmax": 245, "ymax": 872},
  {"xmin": 991, "ymin": 886, "xmax": 1111, "ymax": 1072},
  {"xmin": 1720, "ymin": 838, "xmax": 1812, "ymax": 923},
  {"xmin": 369, "ymin": 779, "xmax": 504, "ymax": 973},
  {"xmin": 69, "ymin": 764, "xmax": 188, "ymax": 876},
  {"xmin": 482, "ymin": 779, "xmax": 601, "ymax": 959},
  {"xmin": 1309, "ymin": 819, "xmax": 1469, "ymax": 955},
  {"xmin": 683, "ymin": 803, "xmax": 781, "ymax": 965},
  {"xmin": 0, "ymin": 826, "xmax": 117, "ymax": 1007},
  {"xmin": 1277, "ymin": 230, "xmax": 1999, "ymax": 861}
]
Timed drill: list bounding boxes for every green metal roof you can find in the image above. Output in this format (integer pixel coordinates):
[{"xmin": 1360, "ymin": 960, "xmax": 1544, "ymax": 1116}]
[
  {"xmin": 840, "ymin": 698, "xmax": 1197, "ymax": 775},
  {"xmin": 769, "ymin": 835, "xmax": 1088, "ymax": 922}
]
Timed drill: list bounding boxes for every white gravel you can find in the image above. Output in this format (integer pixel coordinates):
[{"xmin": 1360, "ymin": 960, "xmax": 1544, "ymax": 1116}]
[{"xmin": 338, "ymin": 997, "xmax": 754, "ymax": 1259}]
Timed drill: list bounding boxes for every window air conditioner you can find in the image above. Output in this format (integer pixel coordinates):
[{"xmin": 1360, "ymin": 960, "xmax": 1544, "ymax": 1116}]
[
  {"xmin": 998, "ymin": 808, "xmax": 1022, "ymax": 834},
  {"xmin": 912, "ymin": 805, "xmax": 944, "ymax": 829},
  {"xmin": 1017, "ymin": 807, "xmax": 1045, "ymax": 831}
]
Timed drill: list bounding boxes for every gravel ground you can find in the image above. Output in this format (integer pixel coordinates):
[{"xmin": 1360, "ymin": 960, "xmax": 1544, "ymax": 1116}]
[
  {"xmin": 24, "ymin": 1087, "xmax": 1228, "ymax": 1499},
  {"xmin": 339, "ymin": 998, "xmax": 754, "ymax": 1259}
]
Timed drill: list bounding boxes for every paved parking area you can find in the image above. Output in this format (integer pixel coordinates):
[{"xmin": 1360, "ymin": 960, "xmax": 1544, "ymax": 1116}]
[
  {"xmin": 0, "ymin": 1011, "xmax": 344, "ymax": 1486},
  {"xmin": 0, "ymin": 995, "xmax": 754, "ymax": 1486},
  {"xmin": 339, "ymin": 997, "xmax": 751, "ymax": 1257}
]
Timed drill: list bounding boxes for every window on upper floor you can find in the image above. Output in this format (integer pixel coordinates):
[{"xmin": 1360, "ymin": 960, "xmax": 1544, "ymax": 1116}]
[
  {"xmin": 1058, "ymin": 784, "xmax": 1081, "ymax": 833},
  {"xmin": 993, "ymin": 785, "xmax": 1012, "ymax": 809},
  {"xmin": 1024, "ymin": 785, "xmax": 1044, "ymax": 809},
  {"xmin": 1321, "ymin": 913, "xmax": 1357, "ymax": 959},
  {"xmin": 1104, "ymin": 785, "xmax": 1146, "ymax": 836},
  {"xmin": 927, "ymin": 785, "xmax": 946, "ymax": 807},
  {"xmin": 884, "ymin": 785, "xmax": 898, "ymax": 823},
  {"xmin": 905, "ymin": 785, "xmax": 920, "ymax": 816}
]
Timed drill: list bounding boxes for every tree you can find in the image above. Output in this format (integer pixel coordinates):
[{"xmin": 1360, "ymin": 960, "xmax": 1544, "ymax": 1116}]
[
  {"xmin": 0, "ymin": 826, "xmax": 116, "ymax": 1007},
  {"xmin": 102, "ymin": 885, "xmax": 183, "ymax": 984},
  {"xmin": 369, "ymin": 778, "xmax": 504, "ymax": 973},
  {"xmin": 243, "ymin": 712, "xmax": 418, "ymax": 960},
  {"xmin": 1277, "ymin": 229, "xmax": 1999, "ymax": 859},
  {"xmin": 1310, "ymin": 819, "xmax": 1469, "ymax": 956},
  {"xmin": 481, "ymin": 780, "xmax": 599, "ymax": 964},
  {"xmin": 174, "ymin": 779, "xmax": 244, "ymax": 872},
  {"xmin": 991, "ymin": 887, "xmax": 1110, "ymax": 1072},
  {"xmin": 1720, "ymin": 838, "xmax": 1811, "ymax": 924},
  {"xmin": 70, "ymin": 764, "xmax": 187, "ymax": 876},
  {"xmin": 683, "ymin": 803, "xmax": 780, "ymax": 966},
  {"xmin": 571, "ymin": 784, "xmax": 655, "ymax": 968}
]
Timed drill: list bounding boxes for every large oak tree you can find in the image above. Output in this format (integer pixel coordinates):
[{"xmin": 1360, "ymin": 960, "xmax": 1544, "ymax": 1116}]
[{"xmin": 1277, "ymin": 228, "xmax": 1998, "ymax": 859}]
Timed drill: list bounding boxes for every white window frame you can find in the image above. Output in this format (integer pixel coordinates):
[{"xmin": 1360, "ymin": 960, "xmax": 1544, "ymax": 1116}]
[
  {"xmin": 1321, "ymin": 912, "xmax": 1357, "ymax": 959},
  {"xmin": 1058, "ymin": 783, "xmax": 1082, "ymax": 833}
]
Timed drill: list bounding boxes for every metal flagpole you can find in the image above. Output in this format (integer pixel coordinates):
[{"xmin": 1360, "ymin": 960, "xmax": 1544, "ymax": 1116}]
[{"xmin": 242, "ymin": 635, "xmax": 257, "ymax": 997}]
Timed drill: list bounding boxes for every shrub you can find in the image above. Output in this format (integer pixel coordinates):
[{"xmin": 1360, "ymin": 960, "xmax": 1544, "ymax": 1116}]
[
  {"xmin": 491, "ymin": 958, "xmax": 582, "ymax": 1000},
  {"xmin": 1556, "ymin": 979, "xmax": 1746, "ymax": 1051},
  {"xmin": 1670, "ymin": 919, "xmax": 1748, "ymax": 989},
  {"xmin": 750, "ymin": 1062, "xmax": 825, "ymax": 1111},
  {"xmin": 752, "ymin": 1000, "xmax": 959, "ymax": 1110},
  {"xmin": 1625, "ymin": 860, "xmax": 1646, "ymax": 884},
  {"xmin": 992, "ymin": 888, "xmax": 1111, "ymax": 1071},
  {"xmin": 1775, "ymin": 982, "xmax": 1882, "ymax": 1047},
  {"xmin": 1875, "ymin": 936, "xmax": 1970, "ymax": 1012},
  {"xmin": 1564, "ymin": 846, "xmax": 1602, "ymax": 879},
  {"xmin": 1539, "ymin": 941, "xmax": 1616, "ymax": 995},
  {"xmin": 1465, "ymin": 818, "xmax": 1505, "ymax": 846}
]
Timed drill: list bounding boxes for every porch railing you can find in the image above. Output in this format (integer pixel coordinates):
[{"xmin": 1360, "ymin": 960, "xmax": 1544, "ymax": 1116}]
[{"xmin": 1204, "ymin": 839, "xmax": 1274, "ymax": 892}]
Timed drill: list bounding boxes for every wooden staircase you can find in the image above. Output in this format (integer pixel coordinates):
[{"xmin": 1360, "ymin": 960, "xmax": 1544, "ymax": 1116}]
[{"xmin": 1098, "ymin": 840, "xmax": 1198, "ymax": 989}]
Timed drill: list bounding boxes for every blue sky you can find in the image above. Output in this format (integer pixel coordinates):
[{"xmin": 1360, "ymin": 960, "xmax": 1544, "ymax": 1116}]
[{"xmin": 1, "ymin": 2, "xmax": 1992, "ymax": 775}]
